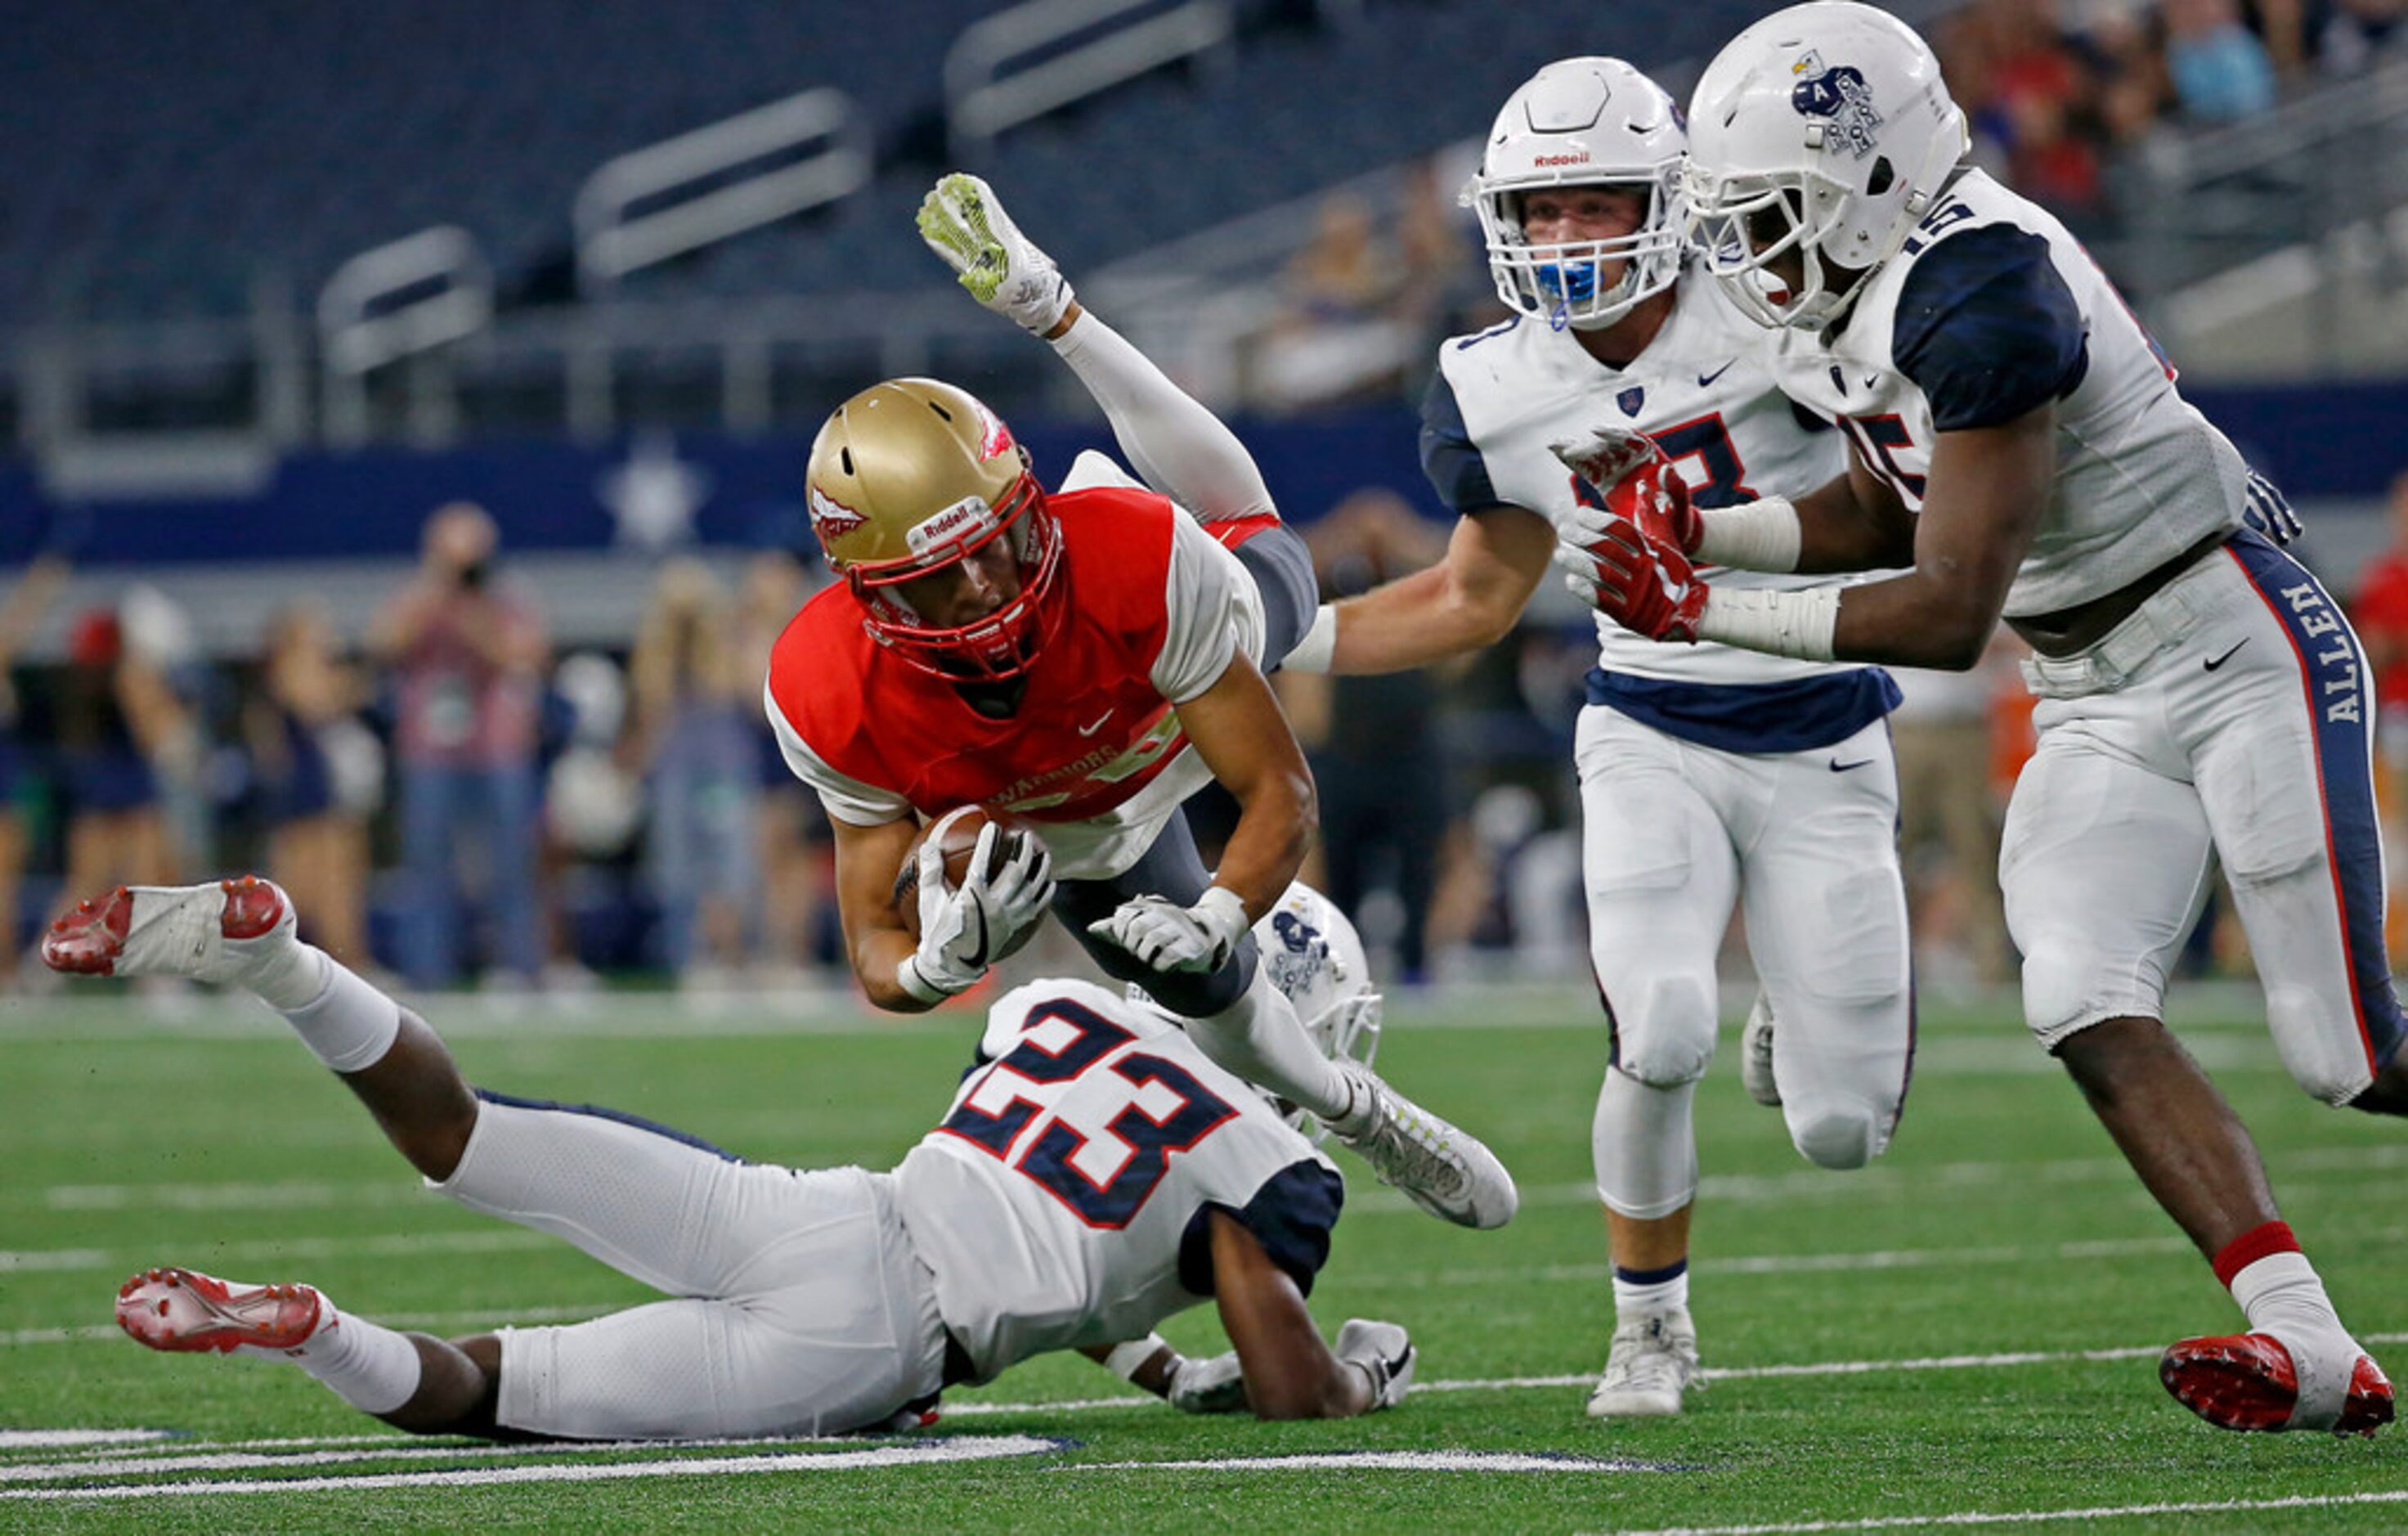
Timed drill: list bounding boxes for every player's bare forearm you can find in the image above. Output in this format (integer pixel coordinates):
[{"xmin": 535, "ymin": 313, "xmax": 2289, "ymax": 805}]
[
  {"xmin": 1330, "ymin": 505, "xmax": 1551, "ymax": 673},
  {"xmin": 1789, "ymin": 451, "xmax": 1918, "ymax": 574},
  {"xmin": 1178, "ymin": 655, "xmax": 1316, "ymax": 922},
  {"xmin": 830, "ymin": 815, "xmax": 940, "ymax": 1013},
  {"xmin": 1207, "ymin": 1212, "xmax": 1372, "ymax": 1419},
  {"xmin": 1829, "ymin": 409, "xmax": 2055, "ymax": 670}
]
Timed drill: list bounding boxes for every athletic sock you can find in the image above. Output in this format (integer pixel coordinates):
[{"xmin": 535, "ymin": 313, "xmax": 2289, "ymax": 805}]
[
  {"xmin": 275, "ymin": 950, "xmax": 403, "ymax": 1074},
  {"xmin": 1612, "ymin": 1259, "xmax": 1690, "ymax": 1319},
  {"xmin": 282, "ymin": 1300, "xmax": 424, "ymax": 1416},
  {"xmin": 1186, "ymin": 971, "xmax": 1353, "ymax": 1121},
  {"xmin": 2218, "ymin": 1221, "xmax": 2347, "ymax": 1338}
]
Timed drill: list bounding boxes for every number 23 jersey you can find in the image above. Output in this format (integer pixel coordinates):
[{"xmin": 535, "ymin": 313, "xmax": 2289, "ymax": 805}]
[{"xmin": 892, "ymin": 979, "xmax": 1343, "ymax": 1384}]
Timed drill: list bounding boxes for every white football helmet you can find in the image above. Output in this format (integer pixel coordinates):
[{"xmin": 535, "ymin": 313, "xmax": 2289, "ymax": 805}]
[
  {"xmin": 1682, "ymin": 2, "xmax": 1968, "ymax": 330},
  {"xmin": 1464, "ymin": 57, "xmax": 1685, "ymax": 331}
]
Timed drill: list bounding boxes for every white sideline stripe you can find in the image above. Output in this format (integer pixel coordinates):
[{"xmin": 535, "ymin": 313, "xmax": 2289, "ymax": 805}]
[
  {"xmin": 1601, "ymin": 1489, "xmax": 2408, "ymax": 1534},
  {"xmin": 4, "ymin": 1301, "xmax": 618, "ymax": 1349},
  {"xmin": 0, "ymin": 1432, "xmax": 175, "ymax": 1451},
  {"xmin": 0, "ymin": 1439, "xmax": 729, "ymax": 1483},
  {"xmin": 0, "ymin": 1228, "xmax": 552, "ymax": 1277},
  {"xmin": 0, "ymin": 1435, "xmax": 1061, "ymax": 1501},
  {"xmin": 1055, "ymin": 1451, "xmax": 1668, "ymax": 1474}
]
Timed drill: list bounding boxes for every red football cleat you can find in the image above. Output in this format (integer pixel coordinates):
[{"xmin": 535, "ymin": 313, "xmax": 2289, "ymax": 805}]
[
  {"xmin": 115, "ymin": 1267, "xmax": 324, "ymax": 1355},
  {"xmin": 2160, "ymin": 1332, "xmax": 2394, "ymax": 1437},
  {"xmin": 43, "ymin": 876, "xmax": 290, "ymax": 981}
]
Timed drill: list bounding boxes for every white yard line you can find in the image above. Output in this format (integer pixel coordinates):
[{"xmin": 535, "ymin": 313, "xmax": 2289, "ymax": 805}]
[{"xmin": 0, "ymin": 1435, "xmax": 1063, "ymax": 1501}]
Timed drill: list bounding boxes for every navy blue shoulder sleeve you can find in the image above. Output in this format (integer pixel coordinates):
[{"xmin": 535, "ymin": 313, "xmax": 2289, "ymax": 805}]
[
  {"xmin": 1419, "ymin": 366, "xmax": 1501, "ymax": 514},
  {"xmin": 1892, "ymin": 222, "xmax": 2088, "ymax": 433},
  {"xmin": 1177, "ymin": 1158, "xmax": 1347, "ymax": 1298}
]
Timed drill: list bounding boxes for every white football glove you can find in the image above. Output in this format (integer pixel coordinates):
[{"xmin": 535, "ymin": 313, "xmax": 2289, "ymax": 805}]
[
  {"xmin": 899, "ymin": 823, "xmax": 1056, "ymax": 1003},
  {"xmin": 1088, "ymin": 886, "xmax": 1249, "ymax": 975},
  {"xmin": 917, "ymin": 173, "xmax": 1074, "ymax": 335},
  {"xmin": 1334, "ymin": 1318, "xmax": 1415, "ymax": 1412},
  {"xmin": 1165, "ymin": 1350, "xmax": 1249, "ymax": 1415}
]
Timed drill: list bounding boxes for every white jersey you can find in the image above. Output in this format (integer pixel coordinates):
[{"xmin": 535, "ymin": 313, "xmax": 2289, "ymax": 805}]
[
  {"xmin": 891, "ymin": 979, "xmax": 1343, "ymax": 1383},
  {"xmin": 1425, "ymin": 266, "xmax": 1897, "ymax": 752},
  {"xmin": 1765, "ymin": 168, "xmax": 2247, "ymax": 618},
  {"xmin": 1428, "ymin": 267, "xmax": 1857, "ymax": 687}
]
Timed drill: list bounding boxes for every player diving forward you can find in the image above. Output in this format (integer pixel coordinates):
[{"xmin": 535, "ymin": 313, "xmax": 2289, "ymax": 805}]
[
  {"xmin": 47, "ymin": 878, "xmax": 1414, "ymax": 1435},
  {"xmin": 1561, "ymin": 0, "xmax": 2392, "ymax": 1434},
  {"xmin": 1280, "ymin": 58, "xmax": 1912, "ymax": 1419},
  {"xmin": 765, "ymin": 174, "xmax": 1513, "ymax": 1231}
]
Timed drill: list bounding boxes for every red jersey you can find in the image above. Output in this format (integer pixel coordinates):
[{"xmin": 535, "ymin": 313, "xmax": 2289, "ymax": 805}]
[
  {"xmin": 2356, "ymin": 550, "xmax": 2408, "ymax": 712},
  {"xmin": 766, "ymin": 483, "xmax": 1267, "ymax": 879}
]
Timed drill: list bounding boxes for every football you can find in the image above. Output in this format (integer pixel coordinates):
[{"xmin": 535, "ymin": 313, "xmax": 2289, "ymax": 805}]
[{"xmin": 894, "ymin": 806, "xmax": 1048, "ymax": 960}]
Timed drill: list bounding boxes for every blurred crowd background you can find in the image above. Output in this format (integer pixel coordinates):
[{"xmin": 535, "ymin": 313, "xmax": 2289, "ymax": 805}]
[{"xmin": 2, "ymin": 0, "xmax": 2405, "ymax": 1004}]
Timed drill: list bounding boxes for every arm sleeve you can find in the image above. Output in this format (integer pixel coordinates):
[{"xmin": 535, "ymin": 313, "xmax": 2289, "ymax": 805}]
[
  {"xmin": 761, "ymin": 679, "xmax": 912, "ymax": 828},
  {"xmin": 1150, "ymin": 515, "xmax": 1259, "ymax": 703},
  {"xmin": 1049, "ymin": 315, "xmax": 1276, "ymax": 523},
  {"xmin": 1419, "ymin": 365, "xmax": 1503, "ymax": 514},
  {"xmin": 1892, "ymin": 223, "xmax": 2089, "ymax": 433}
]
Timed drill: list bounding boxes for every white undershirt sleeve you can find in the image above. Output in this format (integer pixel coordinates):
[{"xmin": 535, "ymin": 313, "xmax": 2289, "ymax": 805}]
[
  {"xmin": 763, "ymin": 680, "xmax": 913, "ymax": 828},
  {"xmin": 1050, "ymin": 314, "xmax": 1276, "ymax": 524},
  {"xmin": 1150, "ymin": 517, "xmax": 1262, "ymax": 703}
]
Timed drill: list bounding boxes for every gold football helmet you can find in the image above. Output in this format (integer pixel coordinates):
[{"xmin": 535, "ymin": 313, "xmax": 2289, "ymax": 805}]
[{"xmin": 806, "ymin": 378, "xmax": 1062, "ymax": 680}]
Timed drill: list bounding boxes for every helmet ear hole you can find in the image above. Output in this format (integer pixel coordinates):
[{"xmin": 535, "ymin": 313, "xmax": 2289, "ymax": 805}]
[{"xmin": 1866, "ymin": 157, "xmax": 1895, "ymax": 196}]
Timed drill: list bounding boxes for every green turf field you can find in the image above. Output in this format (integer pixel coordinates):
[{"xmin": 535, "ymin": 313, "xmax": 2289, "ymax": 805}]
[{"xmin": 3, "ymin": 983, "xmax": 2403, "ymax": 1531}]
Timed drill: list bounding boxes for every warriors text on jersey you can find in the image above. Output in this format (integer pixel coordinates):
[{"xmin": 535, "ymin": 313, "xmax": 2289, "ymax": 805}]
[
  {"xmin": 893, "ymin": 978, "xmax": 1343, "ymax": 1382},
  {"xmin": 1423, "ymin": 265, "xmax": 1898, "ymax": 752},
  {"xmin": 1763, "ymin": 167, "xmax": 2246, "ymax": 618},
  {"xmin": 766, "ymin": 482, "xmax": 1266, "ymax": 880}
]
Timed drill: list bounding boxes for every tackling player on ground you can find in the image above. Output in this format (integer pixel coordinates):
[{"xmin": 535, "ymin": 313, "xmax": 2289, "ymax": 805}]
[
  {"xmin": 1282, "ymin": 57, "xmax": 1913, "ymax": 1420},
  {"xmin": 761, "ymin": 175, "xmax": 1513, "ymax": 1233},
  {"xmin": 1563, "ymin": 0, "xmax": 2394, "ymax": 1435},
  {"xmin": 49, "ymin": 877, "xmax": 1414, "ymax": 1435}
]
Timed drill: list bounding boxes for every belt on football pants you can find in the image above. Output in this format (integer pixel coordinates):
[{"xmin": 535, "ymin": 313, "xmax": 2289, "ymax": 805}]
[{"xmin": 2016, "ymin": 552, "xmax": 2219, "ymax": 699}]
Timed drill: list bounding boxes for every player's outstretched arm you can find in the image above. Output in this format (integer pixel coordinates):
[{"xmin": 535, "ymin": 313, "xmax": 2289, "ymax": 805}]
[
  {"xmin": 1305, "ymin": 506, "xmax": 1554, "ymax": 675},
  {"xmin": 1825, "ymin": 406, "xmax": 2054, "ymax": 669},
  {"xmin": 1206, "ymin": 1212, "xmax": 1405, "ymax": 1419},
  {"xmin": 1171, "ymin": 653, "xmax": 1314, "ymax": 924}
]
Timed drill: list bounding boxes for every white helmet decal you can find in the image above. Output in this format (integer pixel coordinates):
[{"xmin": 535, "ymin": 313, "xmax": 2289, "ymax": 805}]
[{"xmin": 1788, "ymin": 52, "xmax": 1883, "ymax": 159}]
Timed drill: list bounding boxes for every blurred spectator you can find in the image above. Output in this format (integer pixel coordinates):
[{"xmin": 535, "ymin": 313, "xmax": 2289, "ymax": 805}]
[
  {"xmin": 2164, "ymin": 0, "xmax": 2279, "ymax": 119},
  {"xmin": 739, "ymin": 549, "xmax": 834, "ymax": 983},
  {"xmin": 245, "ymin": 601, "xmax": 377, "ymax": 969},
  {"xmin": 2317, "ymin": 0, "xmax": 2407, "ymax": 74},
  {"xmin": 2349, "ymin": 469, "xmax": 2408, "ymax": 945},
  {"xmin": 1294, "ymin": 490, "xmax": 1459, "ymax": 985},
  {"xmin": 1252, "ymin": 191, "xmax": 1422, "ymax": 411},
  {"xmin": 624, "ymin": 559, "xmax": 762, "ymax": 988},
  {"xmin": 55, "ymin": 601, "xmax": 187, "ymax": 918},
  {"xmin": 0, "ymin": 556, "xmax": 65, "ymax": 976},
  {"xmin": 369, "ymin": 502, "xmax": 549, "ymax": 990}
]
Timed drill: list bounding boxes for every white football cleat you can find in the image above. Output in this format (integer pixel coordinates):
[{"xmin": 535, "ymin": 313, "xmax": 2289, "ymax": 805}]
[
  {"xmin": 917, "ymin": 173, "xmax": 1074, "ymax": 334},
  {"xmin": 43, "ymin": 876, "xmax": 300, "ymax": 990},
  {"xmin": 1328, "ymin": 1061, "xmax": 1518, "ymax": 1229},
  {"xmin": 116, "ymin": 1267, "xmax": 325, "ymax": 1356},
  {"xmin": 1741, "ymin": 992, "xmax": 1782, "ymax": 1107},
  {"xmin": 1586, "ymin": 1307, "xmax": 1701, "ymax": 1418},
  {"xmin": 1334, "ymin": 1318, "xmax": 1415, "ymax": 1412}
]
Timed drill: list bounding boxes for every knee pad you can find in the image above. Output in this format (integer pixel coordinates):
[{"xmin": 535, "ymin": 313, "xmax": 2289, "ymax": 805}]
[
  {"xmin": 2018, "ymin": 930, "xmax": 2113, "ymax": 1049},
  {"xmin": 1611, "ymin": 972, "xmax": 1716, "ymax": 1089},
  {"xmin": 1786, "ymin": 1100, "xmax": 1883, "ymax": 1170}
]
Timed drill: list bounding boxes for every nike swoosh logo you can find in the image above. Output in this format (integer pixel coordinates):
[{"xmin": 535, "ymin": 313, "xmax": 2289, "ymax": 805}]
[
  {"xmin": 1829, "ymin": 757, "xmax": 1875, "ymax": 773},
  {"xmin": 965, "ymin": 903, "xmax": 990, "ymax": 970},
  {"xmin": 1862, "ymin": 374, "xmax": 1881, "ymax": 391},
  {"xmin": 1077, "ymin": 710, "xmax": 1114, "ymax": 737},
  {"xmin": 1697, "ymin": 359, "xmax": 1737, "ymax": 388},
  {"xmin": 2203, "ymin": 639, "xmax": 2249, "ymax": 672}
]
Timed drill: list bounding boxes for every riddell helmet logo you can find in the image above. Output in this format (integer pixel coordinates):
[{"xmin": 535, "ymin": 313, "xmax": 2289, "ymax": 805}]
[
  {"xmin": 1533, "ymin": 152, "xmax": 1591, "ymax": 167},
  {"xmin": 809, "ymin": 484, "xmax": 867, "ymax": 541}
]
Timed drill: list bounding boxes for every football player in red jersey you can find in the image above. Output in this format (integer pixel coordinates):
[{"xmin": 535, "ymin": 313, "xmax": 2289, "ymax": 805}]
[{"xmin": 761, "ymin": 175, "xmax": 1514, "ymax": 1231}]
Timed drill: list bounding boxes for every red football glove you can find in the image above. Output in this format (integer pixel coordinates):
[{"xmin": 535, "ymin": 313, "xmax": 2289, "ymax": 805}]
[
  {"xmin": 1554, "ymin": 513, "xmax": 1710, "ymax": 644},
  {"xmin": 1553, "ymin": 428, "xmax": 1702, "ymax": 555}
]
